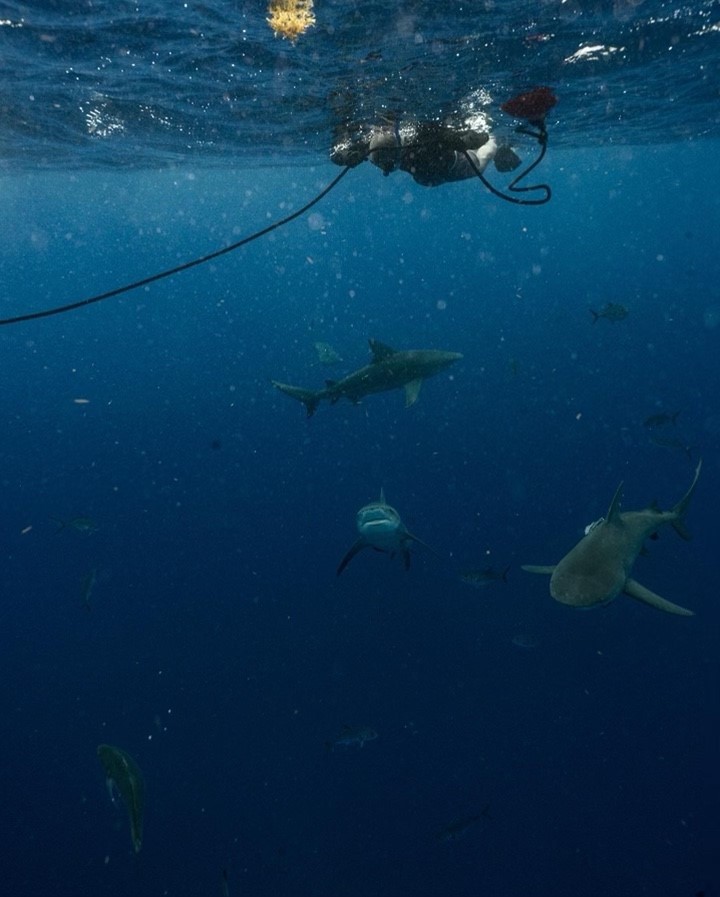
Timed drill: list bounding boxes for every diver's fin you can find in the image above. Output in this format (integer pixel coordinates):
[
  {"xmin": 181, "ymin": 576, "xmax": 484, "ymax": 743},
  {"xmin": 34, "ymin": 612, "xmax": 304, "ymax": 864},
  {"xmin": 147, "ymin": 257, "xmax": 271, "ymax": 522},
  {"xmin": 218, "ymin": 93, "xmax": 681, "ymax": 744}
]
[
  {"xmin": 623, "ymin": 578, "xmax": 694, "ymax": 616},
  {"xmin": 494, "ymin": 145, "xmax": 521, "ymax": 172},
  {"xmin": 404, "ymin": 378, "xmax": 423, "ymax": 407},
  {"xmin": 521, "ymin": 564, "xmax": 556, "ymax": 575},
  {"xmin": 337, "ymin": 539, "xmax": 368, "ymax": 576}
]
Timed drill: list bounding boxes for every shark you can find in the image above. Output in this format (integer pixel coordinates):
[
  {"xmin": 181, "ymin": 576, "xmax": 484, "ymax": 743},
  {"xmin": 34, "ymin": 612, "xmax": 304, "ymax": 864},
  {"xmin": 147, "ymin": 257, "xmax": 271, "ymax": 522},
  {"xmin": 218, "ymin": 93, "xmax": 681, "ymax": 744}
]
[
  {"xmin": 521, "ymin": 460, "xmax": 702, "ymax": 616},
  {"xmin": 337, "ymin": 490, "xmax": 439, "ymax": 575},
  {"xmin": 272, "ymin": 339, "xmax": 463, "ymax": 417}
]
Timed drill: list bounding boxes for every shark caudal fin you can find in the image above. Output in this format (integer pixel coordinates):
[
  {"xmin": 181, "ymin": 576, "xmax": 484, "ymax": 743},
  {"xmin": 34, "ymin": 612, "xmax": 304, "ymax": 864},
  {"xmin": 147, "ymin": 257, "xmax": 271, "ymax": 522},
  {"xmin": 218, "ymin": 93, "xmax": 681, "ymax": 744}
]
[
  {"xmin": 271, "ymin": 380, "xmax": 321, "ymax": 417},
  {"xmin": 670, "ymin": 459, "xmax": 702, "ymax": 541}
]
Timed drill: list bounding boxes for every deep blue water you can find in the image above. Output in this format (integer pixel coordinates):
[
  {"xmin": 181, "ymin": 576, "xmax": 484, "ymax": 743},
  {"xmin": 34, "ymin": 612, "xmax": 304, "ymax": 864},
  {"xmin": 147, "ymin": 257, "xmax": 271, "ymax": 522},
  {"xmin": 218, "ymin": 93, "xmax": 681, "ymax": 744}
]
[
  {"xmin": 1, "ymin": 3, "xmax": 720, "ymax": 896},
  {"xmin": 1, "ymin": 142, "xmax": 718, "ymax": 897}
]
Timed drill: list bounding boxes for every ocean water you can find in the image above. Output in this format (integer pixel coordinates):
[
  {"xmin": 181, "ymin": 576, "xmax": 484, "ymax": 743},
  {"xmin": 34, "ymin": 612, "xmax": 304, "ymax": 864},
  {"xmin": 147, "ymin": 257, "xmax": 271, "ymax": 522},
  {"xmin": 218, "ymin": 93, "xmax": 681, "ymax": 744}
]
[{"xmin": 1, "ymin": 3, "xmax": 719, "ymax": 897}]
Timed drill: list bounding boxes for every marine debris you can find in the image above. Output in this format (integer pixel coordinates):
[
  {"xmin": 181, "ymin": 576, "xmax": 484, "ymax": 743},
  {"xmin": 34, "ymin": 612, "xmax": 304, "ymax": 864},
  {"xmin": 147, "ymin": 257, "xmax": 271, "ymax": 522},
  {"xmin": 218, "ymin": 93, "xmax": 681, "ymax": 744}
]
[{"xmin": 267, "ymin": 0, "xmax": 315, "ymax": 41}]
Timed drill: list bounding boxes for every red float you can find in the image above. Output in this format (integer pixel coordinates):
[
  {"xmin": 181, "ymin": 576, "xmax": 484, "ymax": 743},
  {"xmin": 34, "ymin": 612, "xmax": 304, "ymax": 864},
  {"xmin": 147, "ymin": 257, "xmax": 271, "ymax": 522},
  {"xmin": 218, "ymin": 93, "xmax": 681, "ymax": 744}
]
[{"xmin": 501, "ymin": 87, "xmax": 557, "ymax": 124}]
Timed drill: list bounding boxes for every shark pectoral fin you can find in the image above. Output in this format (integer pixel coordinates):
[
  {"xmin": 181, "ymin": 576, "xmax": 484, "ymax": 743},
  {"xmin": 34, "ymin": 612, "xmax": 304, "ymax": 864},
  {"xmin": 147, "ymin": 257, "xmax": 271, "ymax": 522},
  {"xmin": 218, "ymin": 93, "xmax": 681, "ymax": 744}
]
[
  {"xmin": 409, "ymin": 533, "xmax": 442, "ymax": 560},
  {"xmin": 336, "ymin": 539, "xmax": 367, "ymax": 576},
  {"xmin": 623, "ymin": 578, "xmax": 695, "ymax": 616},
  {"xmin": 404, "ymin": 378, "xmax": 423, "ymax": 407},
  {"xmin": 521, "ymin": 565, "xmax": 556, "ymax": 575}
]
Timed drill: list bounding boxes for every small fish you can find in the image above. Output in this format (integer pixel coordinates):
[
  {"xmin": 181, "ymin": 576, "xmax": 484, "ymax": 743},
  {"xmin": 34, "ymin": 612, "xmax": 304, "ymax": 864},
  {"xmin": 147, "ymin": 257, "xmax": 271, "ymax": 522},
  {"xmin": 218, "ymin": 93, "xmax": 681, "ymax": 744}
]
[
  {"xmin": 80, "ymin": 568, "xmax": 97, "ymax": 612},
  {"xmin": 459, "ymin": 565, "xmax": 510, "ymax": 587},
  {"xmin": 97, "ymin": 744, "xmax": 145, "ymax": 853},
  {"xmin": 326, "ymin": 725, "xmax": 378, "ymax": 751},
  {"xmin": 589, "ymin": 302, "xmax": 628, "ymax": 324},
  {"xmin": 643, "ymin": 410, "xmax": 680, "ymax": 429},
  {"xmin": 511, "ymin": 632, "xmax": 539, "ymax": 650},
  {"xmin": 51, "ymin": 515, "xmax": 98, "ymax": 535},
  {"xmin": 437, "ymin": 806, "xmax": 490, "ymax": 843},
  {"xmin": 313, "ymin": 341, "xmax": 343, "ymax": 366}
]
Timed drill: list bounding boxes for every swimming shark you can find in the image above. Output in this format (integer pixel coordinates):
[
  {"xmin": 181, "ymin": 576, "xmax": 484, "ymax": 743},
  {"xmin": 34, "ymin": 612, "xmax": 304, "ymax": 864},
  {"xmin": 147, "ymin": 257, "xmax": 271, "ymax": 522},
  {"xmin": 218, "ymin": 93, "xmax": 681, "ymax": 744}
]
[
  {"xmin": 521, "ymin": 460, "xmax": 701, "ymax": 616},
  {"xmin": 272, "ymin": 339, "xmax": 463, "ymax": 417},
  {"xmin": 337, "ymin": 490, "xmax": 438, "ymax": 575}
]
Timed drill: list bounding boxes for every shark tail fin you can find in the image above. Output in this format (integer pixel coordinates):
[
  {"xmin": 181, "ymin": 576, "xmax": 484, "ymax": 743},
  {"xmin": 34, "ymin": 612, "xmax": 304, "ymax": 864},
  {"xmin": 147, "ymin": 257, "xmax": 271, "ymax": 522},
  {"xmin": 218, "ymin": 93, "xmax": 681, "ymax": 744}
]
[
  {"xmin": 590, "ymin": 309, "xmax": 599, "ymax": 324},
  {"xmin": 670, "ymin": 459, "xmax": 702, "ymax": 541},
  {"xmin": 271, "ymin": 380, "xmax": 321, "ymax": 417}
]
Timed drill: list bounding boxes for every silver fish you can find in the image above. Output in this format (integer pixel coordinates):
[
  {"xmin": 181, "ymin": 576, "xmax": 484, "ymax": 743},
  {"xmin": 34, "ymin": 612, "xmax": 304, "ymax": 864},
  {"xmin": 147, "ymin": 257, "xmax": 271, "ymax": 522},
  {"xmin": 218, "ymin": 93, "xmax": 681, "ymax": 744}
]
[{"xmin": 326, "ymin": 725, "xmax": 378, "ymax": 750}]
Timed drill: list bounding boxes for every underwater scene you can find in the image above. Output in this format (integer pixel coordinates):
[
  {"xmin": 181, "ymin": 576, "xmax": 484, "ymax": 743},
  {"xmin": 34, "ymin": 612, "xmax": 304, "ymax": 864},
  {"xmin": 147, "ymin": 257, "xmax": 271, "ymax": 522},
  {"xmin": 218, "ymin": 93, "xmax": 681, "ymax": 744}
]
[{"xmin": 0, "ymin": 2, "xmax": 718, "ymax": 896}]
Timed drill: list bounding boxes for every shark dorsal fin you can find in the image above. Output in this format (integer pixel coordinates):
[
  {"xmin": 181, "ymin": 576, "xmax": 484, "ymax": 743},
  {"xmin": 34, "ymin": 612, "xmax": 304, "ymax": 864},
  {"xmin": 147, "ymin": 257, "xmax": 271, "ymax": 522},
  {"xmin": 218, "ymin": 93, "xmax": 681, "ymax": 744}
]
[
  {"xmin": 606, "ymin": 481, "xmax": 624, "ymax": 523},
  {"xmin": 368, "ymin": 339, "xmax": 396, "ymax": 363}
]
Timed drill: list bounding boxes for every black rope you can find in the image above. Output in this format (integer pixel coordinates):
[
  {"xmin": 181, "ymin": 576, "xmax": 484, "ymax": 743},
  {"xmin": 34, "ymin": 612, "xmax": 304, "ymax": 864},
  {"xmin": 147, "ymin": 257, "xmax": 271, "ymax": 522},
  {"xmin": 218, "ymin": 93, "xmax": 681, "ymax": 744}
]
[
  {"xmin": 463, "ymin": 124, "xmax": 551, "ymax": 206},
  {"xmin": 0, "ymin": 122, "xmax": 552, "ymax": 327},
  {"xmin": 0, "ymin": 165, "xmax": 352, "ymax": 326}
]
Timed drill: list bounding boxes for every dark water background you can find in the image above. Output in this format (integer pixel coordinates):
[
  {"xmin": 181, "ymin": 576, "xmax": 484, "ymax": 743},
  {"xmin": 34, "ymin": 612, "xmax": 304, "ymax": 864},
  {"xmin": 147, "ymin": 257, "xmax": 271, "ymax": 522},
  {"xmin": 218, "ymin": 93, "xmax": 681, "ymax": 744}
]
[{"xmin": 1, "ymin": 2, "xmax": 719, "ymax": 896}]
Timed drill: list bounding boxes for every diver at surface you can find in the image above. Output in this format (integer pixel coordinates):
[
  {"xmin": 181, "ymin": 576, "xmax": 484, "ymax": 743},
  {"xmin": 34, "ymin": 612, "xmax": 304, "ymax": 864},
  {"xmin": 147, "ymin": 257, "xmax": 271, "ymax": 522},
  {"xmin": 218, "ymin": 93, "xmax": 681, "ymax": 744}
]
[
  {"xmin": 0, "ymin": 87, "xmax": 556, "ymax": 327},
  {"xmin": 330, "ymin": 86, "xmax": 557, "ymax": 204},
  {"xmin": 330, "ymin": 118, "xmax": 522, "ymax": 186}
]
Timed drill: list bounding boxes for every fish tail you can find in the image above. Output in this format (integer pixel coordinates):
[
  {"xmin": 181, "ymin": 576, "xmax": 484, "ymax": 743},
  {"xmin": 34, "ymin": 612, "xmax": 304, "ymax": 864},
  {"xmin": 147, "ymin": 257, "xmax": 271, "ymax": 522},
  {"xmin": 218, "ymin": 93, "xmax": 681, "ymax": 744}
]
[
  {"xmin": 501, "ymin": 565, "xmax": 511, "ymax": 582},
  {"xmin": 670, "ymin": 459, "xmax": 702, "ymax": 541},
  {"xmin": 271, "ymin": 380, "xmax": 321, "ymax": 417},
  {"xmin": 589, "ymin": 309, "xmax": 599, "ymax": 323}
]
